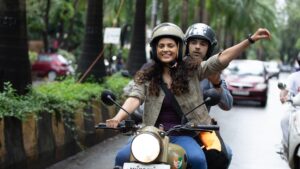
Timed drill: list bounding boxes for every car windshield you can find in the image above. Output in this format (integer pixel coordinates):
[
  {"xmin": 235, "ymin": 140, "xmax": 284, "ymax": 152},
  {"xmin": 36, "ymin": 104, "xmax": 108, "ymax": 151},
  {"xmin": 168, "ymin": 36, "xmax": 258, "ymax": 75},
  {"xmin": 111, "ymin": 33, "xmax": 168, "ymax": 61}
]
[
  {"xmin": 57, "ymin": 55, "xmax": 68, "ymax": 64},
  {"xmin": 38, "ymin": 55, "xmax": 52, "ymax": 62},
  {"xmin": 226, "ymin": 61, "xmax": 264, "ymax": 76}
]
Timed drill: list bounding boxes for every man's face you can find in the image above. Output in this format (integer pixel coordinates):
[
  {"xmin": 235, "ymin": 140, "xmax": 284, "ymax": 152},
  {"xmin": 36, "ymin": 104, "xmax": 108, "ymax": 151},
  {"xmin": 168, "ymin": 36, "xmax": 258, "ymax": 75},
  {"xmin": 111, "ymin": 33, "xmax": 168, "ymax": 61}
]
[{"xmin": 188, "ymin": 39, "xmax": 209, "ymax": 60}]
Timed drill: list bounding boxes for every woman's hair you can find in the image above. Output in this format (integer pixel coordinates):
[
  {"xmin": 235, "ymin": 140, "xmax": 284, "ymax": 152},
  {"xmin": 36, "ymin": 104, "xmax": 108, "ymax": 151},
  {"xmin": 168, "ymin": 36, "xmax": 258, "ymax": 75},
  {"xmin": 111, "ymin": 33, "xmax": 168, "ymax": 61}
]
[{"xmin": 134, "ymin": 58, "xmax": 190, "ymax": 96}]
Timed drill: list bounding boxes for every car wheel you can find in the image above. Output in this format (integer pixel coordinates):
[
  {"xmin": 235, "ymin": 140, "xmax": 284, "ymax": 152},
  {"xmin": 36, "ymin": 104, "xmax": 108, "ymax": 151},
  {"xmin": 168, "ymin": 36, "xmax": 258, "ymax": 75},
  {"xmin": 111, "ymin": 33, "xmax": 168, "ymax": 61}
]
[
  {"xmin": 48, "ymin": 71, "xmax": 57, "ymax": 81},
  {"xmin": 260, "ymin": 101, "xmax": 267, "ymax": 107}
]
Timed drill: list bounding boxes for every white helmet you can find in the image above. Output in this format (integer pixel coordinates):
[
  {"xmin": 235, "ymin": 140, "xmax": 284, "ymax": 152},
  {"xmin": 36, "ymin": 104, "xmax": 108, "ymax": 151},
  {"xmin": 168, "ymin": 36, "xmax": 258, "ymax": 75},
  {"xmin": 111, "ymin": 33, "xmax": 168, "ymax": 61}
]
[{"xmin": 149, "ymin": 23, "xmax": 185, "ymax": 63}]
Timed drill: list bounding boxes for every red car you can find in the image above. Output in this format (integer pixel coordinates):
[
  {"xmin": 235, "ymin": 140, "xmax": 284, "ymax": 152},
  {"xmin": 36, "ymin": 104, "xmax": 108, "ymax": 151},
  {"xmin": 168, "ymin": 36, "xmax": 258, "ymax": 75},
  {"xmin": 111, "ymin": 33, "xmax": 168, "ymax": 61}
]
[
  {"xmin": 223, "ymin": 60, "xmax": 269, "ymax": 107},
  {"xmin": 31, "ymin": 53, "xmax": 74, "ymax": 81}
]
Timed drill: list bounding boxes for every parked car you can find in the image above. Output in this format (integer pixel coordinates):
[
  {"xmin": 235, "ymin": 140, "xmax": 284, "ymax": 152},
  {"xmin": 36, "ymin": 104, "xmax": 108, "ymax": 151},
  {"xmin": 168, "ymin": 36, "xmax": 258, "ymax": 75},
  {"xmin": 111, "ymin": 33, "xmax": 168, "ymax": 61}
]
[
  {"xmin": 223, "ymin": 60, "xmax": 269, "ymax": 107},
  {"xmin": 31, "ymin": 53, "xmax": 74, "ymax": 81},
  {"xmin": 264, "ymin": 61, "xmax": 280, "ymax": 79},
  {"xmin": 279, "ymin": 63, "xmax": 294, "ymax": 73}
]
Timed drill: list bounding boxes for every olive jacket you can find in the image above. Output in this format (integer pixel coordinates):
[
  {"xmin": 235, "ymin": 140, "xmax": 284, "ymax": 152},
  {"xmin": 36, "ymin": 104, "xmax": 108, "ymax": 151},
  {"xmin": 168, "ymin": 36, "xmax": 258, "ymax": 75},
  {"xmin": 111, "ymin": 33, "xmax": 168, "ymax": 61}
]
[{"xmin": 128, "ymin": 54, "xmax": 228, "ymax": 126}]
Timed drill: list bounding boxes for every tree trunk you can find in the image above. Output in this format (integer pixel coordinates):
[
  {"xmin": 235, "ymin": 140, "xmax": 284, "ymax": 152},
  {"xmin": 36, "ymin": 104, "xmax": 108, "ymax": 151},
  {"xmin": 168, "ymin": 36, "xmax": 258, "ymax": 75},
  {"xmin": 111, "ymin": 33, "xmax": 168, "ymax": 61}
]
[
  {"xmin": 196, "ymin": 0, "xmax": 209, "ymax": 24},
  {"xmin": 0, "ymin": 0, "xmax": 32, "ymax": 93},
  {"xmin": 126, "ymin": 0, "xmax": 147, "ymax": 76},
  {"xmin": 77, "ymin": 0, "xmax": 106, "ymax": 82},
  {"xmin": 63, "ymin": 0, "xmax": 79, "ymax": 50},
  {"xmin": 151, "ymin": 0, "xmax": 158, "ymax": 28},
  {"xmin": 0, "ymin": 0, "xmax": 31, "ymax": 168},
  {"xmin": 181, "ymin": 0, "xmax": 188, "ymax": 32},
  {"xmin": 42, "ymin": 0, "xmax": 51, "ymax": 52},
  {"xmin": 162, "ymin": 0, "xmax": 169, "ymax": 22}
]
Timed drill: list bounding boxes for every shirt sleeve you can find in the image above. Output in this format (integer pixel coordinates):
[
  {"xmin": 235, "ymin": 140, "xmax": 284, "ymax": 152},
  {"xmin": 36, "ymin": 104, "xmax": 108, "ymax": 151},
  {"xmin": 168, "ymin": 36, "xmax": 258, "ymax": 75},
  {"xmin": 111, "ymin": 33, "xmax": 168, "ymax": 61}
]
[
  {"xmin": 200, "ymin": 54, "xmax": 229, "ymax": 79},
  {"xmin": 127, "ymin": 82, "xmax": 146, "ymax": 104},
  {"xmin": 218, "ymin": 79, "xmax": 233, "ymax": 110},
  {"xmin": 200, "ymin": 79, "xmax": 233, "ymax": 111}
]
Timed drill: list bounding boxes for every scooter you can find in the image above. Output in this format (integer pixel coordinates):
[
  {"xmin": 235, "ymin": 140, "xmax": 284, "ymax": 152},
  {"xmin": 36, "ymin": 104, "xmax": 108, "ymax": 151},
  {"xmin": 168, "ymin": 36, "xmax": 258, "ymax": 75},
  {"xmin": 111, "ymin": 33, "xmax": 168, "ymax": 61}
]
[
  {"xmin": 278, "ymin": 82, "xmax": 300, "ymax": 169},
  {"xmin": 95, "ymin": 89, "xmax": 222, "ymax": 169}
]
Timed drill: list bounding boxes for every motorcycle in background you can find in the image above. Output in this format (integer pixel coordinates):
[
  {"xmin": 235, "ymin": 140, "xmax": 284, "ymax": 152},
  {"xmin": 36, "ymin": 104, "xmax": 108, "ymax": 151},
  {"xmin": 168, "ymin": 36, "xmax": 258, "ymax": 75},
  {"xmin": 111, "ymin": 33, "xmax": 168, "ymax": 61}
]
[{"xmin": 278, "ymin": 82, "xmax": 300, "ymax": 169}]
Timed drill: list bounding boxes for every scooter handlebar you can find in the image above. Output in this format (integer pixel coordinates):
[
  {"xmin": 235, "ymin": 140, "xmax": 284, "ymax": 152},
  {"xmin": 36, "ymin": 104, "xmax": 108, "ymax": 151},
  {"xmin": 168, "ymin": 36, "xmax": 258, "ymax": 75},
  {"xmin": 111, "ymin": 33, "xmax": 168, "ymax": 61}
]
[
  {"xmin": 194, "ymin": 124, "xmax": 219, "ymax": 130},
  {"xmin": 95, "ymin": 120, "xmax": 138, "ymax": 133},
  {"xmin": 94, "ymin": 123, "xmax": 122, "ymax": 130}
]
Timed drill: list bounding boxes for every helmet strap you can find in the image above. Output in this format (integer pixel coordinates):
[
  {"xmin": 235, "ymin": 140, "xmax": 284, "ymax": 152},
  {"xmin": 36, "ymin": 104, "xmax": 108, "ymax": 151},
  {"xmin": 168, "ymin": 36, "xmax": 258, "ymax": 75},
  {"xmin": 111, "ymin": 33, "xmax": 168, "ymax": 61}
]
[{"xmin": 168, "ymin": 60, "xmax": 177, "ymax": 69}]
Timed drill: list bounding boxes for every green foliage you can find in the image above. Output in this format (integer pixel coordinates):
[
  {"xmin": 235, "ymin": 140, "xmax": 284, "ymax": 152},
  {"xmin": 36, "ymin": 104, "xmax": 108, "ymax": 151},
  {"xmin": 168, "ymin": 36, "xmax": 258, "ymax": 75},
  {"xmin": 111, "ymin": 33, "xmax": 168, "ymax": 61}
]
[
  {"xmin": 295, "ymin": 39, "xmax": 300, "ymax": 50},
  {"xmin": 0, "ymin": 82, "xmax": 46, "ymax": 119},
  {"xmin": 28, "ymin": 51, "xmax": 38, "ymax": 64},
  {"xmin": 276, "ymin": 0, "xmax": 300, "ymax": 62},
  {"xmin": 103, "ymin": 72, "xmax": 131, "ymax": 97},
  {"xmin": 57, "ymin": 49, "xmax": 77, "ymax": 69},
  {"xmin": 26, "ymin": 0, "xmax": 85, "ymax": 51},
  {"xmin": 0, "ymin": 75, "xmax": 131, "ymax": 120}
]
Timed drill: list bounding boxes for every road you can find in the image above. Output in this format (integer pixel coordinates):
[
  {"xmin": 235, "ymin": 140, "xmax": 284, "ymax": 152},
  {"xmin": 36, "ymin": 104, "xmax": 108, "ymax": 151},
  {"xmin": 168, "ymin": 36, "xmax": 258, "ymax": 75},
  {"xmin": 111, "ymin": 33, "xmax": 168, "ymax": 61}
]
[
  {"xmin": 210, "ymin": 73, "xmax": 290, "ymax": 169},
  {"xmin": 47, "ymin": 73, "xmax": 291, "ymax": 169}
]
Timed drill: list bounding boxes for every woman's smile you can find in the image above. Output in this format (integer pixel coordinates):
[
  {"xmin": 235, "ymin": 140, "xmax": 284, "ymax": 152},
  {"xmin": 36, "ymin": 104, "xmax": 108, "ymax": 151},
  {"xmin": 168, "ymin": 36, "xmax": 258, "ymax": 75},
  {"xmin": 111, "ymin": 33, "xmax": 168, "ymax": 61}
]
[{"xmin": 157, "ymin": 38, "xmax": 178, "ymax": 63}]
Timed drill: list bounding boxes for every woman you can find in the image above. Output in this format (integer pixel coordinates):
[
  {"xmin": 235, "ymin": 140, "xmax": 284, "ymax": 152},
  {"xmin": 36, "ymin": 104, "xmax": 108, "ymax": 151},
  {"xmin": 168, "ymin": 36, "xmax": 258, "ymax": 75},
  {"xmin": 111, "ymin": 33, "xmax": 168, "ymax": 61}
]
[{"xmin": 106, "ymin": 23, "xmax": 271, "ymax": 168}]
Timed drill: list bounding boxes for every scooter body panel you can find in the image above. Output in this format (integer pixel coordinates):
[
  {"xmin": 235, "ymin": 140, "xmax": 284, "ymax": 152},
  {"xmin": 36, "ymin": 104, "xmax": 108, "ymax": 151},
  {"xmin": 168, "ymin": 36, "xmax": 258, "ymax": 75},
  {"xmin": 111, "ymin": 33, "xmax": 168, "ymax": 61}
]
[
  {"xmin": 288, "ymin": 108, "xmax": 300, "ymax": 168},
  {"xmin": 167, "ymin": 143, "xmax": 187, "ymax": 169}
]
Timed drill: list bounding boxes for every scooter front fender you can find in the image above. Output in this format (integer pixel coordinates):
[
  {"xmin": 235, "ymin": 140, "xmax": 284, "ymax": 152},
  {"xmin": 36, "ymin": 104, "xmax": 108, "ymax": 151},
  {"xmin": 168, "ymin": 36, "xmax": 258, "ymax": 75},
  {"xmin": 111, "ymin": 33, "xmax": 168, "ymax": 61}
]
[
  {"xmin": 167, "ymin": 143, "xmax": 187, "ymax": 169},
  {"xmin": 297, "ymin": 147, "xmax": 300, "ymax": 157}
]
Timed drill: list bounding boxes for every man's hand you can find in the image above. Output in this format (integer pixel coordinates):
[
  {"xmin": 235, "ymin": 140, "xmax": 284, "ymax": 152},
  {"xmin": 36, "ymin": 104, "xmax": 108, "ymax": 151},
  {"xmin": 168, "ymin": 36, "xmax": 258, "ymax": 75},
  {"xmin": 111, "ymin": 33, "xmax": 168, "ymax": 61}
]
[
  {"xmin": 280, "ymin": 89, "xmax": 288, "ymax": 104},
  {"xmin": 208, "ymin": 73, "xmax": 221, "ymax": 85}
]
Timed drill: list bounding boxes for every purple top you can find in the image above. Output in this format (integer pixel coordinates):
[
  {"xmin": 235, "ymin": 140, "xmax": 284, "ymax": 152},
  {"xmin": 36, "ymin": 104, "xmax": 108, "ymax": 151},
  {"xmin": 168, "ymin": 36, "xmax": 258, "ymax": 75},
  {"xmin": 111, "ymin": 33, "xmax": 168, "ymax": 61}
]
[{"xmin": 155, "ymin": 90, "xmax": 181, "ymax": 131}]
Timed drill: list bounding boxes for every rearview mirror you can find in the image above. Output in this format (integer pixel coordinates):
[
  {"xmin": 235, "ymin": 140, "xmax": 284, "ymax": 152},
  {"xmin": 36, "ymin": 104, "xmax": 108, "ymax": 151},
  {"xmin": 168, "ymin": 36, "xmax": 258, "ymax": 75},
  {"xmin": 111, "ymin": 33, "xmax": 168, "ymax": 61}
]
[
  {"xmin": 277, "ymin": 82, "xmax": 286, "ymax": 90},
  {"xmin": 101, "ymin": 90, "xmax": 117, "ymax": 106}
]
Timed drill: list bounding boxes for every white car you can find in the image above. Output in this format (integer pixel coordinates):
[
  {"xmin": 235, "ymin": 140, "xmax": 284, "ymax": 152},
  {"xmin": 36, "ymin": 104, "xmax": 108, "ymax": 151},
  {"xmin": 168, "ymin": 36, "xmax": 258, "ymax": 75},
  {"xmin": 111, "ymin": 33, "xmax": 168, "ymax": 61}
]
[{"xmin": 264, "ymin": 61, "xmax": 280, "ymax": 79}]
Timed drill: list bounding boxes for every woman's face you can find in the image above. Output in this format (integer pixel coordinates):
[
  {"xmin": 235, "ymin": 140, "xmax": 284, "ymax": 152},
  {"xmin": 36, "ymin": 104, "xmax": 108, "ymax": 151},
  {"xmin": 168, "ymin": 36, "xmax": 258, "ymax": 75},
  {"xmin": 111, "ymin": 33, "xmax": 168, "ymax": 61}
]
[{"xmin": 156, "ymin": 37, "xmax": 178, "ymax": 64}]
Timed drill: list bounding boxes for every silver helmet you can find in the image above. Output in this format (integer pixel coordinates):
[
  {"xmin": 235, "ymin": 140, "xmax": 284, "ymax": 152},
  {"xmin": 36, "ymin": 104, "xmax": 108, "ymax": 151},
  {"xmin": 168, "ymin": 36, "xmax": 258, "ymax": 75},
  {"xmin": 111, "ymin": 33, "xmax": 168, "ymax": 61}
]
[{"xmin": 184, "ymin": 23, "xmax": 217, "ymax": 59}]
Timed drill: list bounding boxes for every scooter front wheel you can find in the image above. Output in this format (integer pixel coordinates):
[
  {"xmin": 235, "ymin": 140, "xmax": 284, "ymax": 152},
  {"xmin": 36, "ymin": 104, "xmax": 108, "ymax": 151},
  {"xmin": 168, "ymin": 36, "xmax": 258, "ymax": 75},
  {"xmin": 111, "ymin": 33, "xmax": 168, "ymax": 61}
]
[{"xmin": 295, "ymin": 156, "xmax": 300, "ymax": 169}]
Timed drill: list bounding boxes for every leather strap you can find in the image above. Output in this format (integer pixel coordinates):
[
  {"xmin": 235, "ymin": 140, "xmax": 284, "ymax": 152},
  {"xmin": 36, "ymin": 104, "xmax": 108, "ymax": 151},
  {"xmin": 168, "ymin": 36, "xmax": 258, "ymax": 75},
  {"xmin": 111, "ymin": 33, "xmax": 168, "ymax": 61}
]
[{"xmin": 160, "ymin": 83, "xmax": 187, "ymax": 124}]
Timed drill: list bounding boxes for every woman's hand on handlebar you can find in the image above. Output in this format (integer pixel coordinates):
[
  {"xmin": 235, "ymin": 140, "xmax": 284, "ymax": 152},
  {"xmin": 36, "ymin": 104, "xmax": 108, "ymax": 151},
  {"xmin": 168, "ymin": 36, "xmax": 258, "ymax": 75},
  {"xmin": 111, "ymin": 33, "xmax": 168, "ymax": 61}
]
[{"xmin": 106, "ymin": 118, "xmax": 120, "ymax": 128}]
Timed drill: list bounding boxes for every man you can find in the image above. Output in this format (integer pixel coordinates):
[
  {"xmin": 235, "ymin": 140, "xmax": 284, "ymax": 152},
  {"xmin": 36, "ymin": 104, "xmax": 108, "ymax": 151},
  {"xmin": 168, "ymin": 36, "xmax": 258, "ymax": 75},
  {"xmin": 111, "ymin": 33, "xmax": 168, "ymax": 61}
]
[
  {"xmin": 279, "ymin": 54, "xmax": 300, "ymax": 155},
  {"xmin": 184, "ymin": 23, "xmax": 233, "ymax": 112},
  {"xmin": 184, "ymin": 23, "xmax": 234, "ymax": 168}
]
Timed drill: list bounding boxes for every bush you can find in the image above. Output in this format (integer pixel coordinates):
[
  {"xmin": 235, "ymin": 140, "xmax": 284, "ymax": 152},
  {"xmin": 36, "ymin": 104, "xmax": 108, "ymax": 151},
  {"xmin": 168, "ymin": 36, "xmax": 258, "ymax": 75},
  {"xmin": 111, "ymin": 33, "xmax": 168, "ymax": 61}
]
[{"xmin": 0, "ymin": 74, "xmax": 131, "ymax": 120}]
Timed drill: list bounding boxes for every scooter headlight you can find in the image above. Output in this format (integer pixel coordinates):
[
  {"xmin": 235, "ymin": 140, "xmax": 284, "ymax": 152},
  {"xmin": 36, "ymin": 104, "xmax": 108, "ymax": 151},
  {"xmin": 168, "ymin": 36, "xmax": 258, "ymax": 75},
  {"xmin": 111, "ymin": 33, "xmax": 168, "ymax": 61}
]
[{"xmin": 131, "ymin": 133, "xmax": 161, "ymax": 163}]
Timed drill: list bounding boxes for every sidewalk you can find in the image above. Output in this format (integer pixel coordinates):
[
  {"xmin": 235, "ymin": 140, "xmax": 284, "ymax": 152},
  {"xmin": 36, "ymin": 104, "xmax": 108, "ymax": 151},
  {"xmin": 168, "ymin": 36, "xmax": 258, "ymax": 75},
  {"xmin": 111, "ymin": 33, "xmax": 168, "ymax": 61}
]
[{"xmin": 46, "ymin": 134, "xmax": 129, "ymax": 169}]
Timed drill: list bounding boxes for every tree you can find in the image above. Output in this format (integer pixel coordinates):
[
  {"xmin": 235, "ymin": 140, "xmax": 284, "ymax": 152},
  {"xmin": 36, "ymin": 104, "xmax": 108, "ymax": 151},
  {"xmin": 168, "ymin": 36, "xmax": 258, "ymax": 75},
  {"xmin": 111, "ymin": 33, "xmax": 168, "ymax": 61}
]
[
  {"xmin": 181, "ymin": 0, "xmax": 188, "ymax": 32},
  {"xmin": 162, "ymin": 0, "xmax": 169, "ymax": 22},
  {"xmin": 279, "ymin": 0, "xmax": 300, "ymax": 64},
  {"xmin": 26, "ymin": 0, "xmax": 85, "ymax": 52},
  {"xmin": 194, "ymin": 0, "xmax": 208, "ymax": 24},
  {"xmin": 126, "ymin": 0, "xmax": 147, "ymax": 76},
  {"xmin": 0, "ymin": 0, "xmax": 31, "ymax": 168},
  {"xmin": 77, "ymin": 0, "xmax": 106, "ymax": 82}
]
